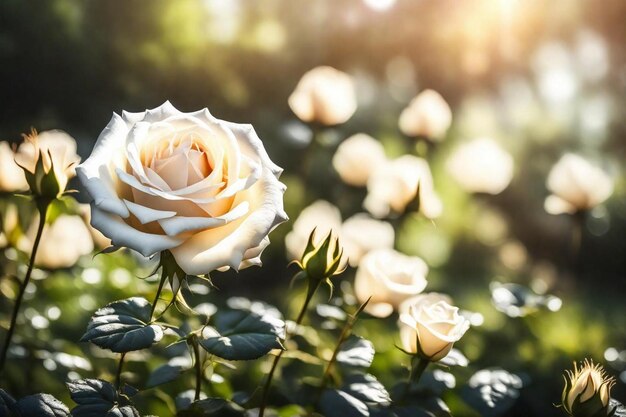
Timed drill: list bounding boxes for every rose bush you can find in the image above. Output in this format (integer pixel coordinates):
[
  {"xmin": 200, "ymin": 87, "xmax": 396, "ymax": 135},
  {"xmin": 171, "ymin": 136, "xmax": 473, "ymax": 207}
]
[{"xmin": 77, "ymin": 102, "xmax": 287, "ymax": 275}]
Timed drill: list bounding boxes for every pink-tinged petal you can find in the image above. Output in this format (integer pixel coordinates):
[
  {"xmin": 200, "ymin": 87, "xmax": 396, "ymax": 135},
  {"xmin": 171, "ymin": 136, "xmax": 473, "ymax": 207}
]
[{"xmin": 158, "ymin": 201, "xmax": 249, "ymax": 236}]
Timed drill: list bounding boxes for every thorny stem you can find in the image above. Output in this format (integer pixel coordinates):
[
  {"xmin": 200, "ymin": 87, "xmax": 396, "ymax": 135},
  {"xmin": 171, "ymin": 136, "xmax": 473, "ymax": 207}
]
[
  {"xmin": 149, "ymin": 272, "xmax": 168, "ymax": 321},
  {"xmin": 0, "ymin": 200, "xmax": 50, "ymax": 376},
  {"xmin": 258, "ymin": 278, "xmax": 322, "ymax": 417}
]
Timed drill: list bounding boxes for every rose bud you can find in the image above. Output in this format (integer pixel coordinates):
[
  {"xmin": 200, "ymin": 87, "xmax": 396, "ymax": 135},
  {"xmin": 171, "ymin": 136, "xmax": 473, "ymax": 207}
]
[
  {"xmin": 14, "ymin": 130, "xmax": 80, "ymax": 200},
  {"xmin": 399, "ymin": 296, "xmax": 470, "ymax": 362},
  {"xmin": 545, "ymin": 154, "xmax": 613, "ymax": 215},
  {"xmin": 562, "ymin": 359, "xmax": 616, "ymax": 417},
  {"xmin": 288, "ymin": 66, "xmax": 357, "ymax": 126},
  {"xmin": 298, "ymin": 228, "xmax": 345, "ymax": 282},
  {"xmin": 398, "ymin": 89, "xmax": 452, "ymax": 141}
]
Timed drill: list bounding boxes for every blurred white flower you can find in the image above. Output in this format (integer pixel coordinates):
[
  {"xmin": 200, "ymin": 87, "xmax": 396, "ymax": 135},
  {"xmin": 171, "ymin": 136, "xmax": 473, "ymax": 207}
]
[
  {"xmin": 545, "ymin": 154, "xmax": 613, "ymax": 215},
  {"xmin": 285, "ymin": 200, "xmax": 343, "ymax": 261},
  {"xmin": 355, "ymin": 248, "xmax": 428, "ymax": 318},
  {"xmin": 398, "ymin": 89, "xmax": 452, "ymax": 141},
  {"xmin": 332, "ymin": 133, "xmax": 387, "ymax": 187},
  {"xmin": 19, "ymin": 214, "xmax": 94, "ymax": 269},
  {"xmin": 0, "ymin": 142, "xmax": 28, "ymax": 192},
  {"xmin": 364, "ymin": 155, "xmax": 442, "ymax": 219},
  {"xmin": 446, "ymin": 138, "xmax": 514, "ymax": 195},
  {"xmin": 341, "ymin": 214, "xmax": 394, "ymax": 266},
  {"xmin": 288, "ymin": 66, "xmax": 357, "ymax": 126}
]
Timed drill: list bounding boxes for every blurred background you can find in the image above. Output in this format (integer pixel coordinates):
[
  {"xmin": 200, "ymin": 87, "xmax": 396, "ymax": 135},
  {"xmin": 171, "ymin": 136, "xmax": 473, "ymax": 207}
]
[{"xmin": 0, "ymin": 0, "xmax": 625, "ymax": 416}]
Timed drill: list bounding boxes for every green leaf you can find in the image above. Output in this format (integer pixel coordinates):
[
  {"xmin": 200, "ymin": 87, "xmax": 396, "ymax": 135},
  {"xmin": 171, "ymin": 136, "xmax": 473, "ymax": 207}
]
[
  {"xmin": 80, "ymin": 297, "xmax": 163, "ymax": 353},
  {"xmin": 461, "ymin": 368, "xmax": 523, "ymax": 417},
  {"xmin": 610, "ymin": 399, "xmax": 626, "ymax": 417},
  {"xmin": 13, "ymin": 394, "xmax": 70, "ymax": 417},
  {"xmin": 146, "ymin": 357, "xmax": 192, "ymax": 388},
  {"xmin": 343, "ymin": 374, "xmax": 391, "ymax": 407},
  {"xmin": 437, "ymin": 348, "xmax": 469, "ymax": 367},
  {"xmin": 67, "ymin": 379, "xmax": 140, "ymax": 417},
  {"xmin": 199, "ymin": 310, "xmax": 285, "ymax": 361},
  {"xmin": 0, "ymin": 389, "xmax": 17, "ymax": 416},
  {"xmin": 336, "ymin": 336, "xmax": 375, "ymax": 368},
  {"xmin": 319, "ymin": 389, "xmax": 369, "ymax": 417}
]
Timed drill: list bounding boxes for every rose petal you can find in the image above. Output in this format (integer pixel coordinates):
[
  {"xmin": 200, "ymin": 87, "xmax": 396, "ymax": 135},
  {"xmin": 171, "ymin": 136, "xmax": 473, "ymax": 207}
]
[{"xmin": 123, "ymin": 199, "xmax": 177, "ymax": 225}]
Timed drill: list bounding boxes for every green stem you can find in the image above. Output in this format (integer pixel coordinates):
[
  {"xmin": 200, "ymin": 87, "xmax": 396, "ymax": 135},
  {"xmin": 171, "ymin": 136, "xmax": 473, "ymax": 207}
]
[
  {"xmin": 0, "ymin": 200, "xmax": 49, "ymax": 376},
  {"xmin": 401, "ymin": 356, "xmax": 429, "ymax": 402},
  {"xmin": 149, "ymin": 271, "xmax": 168, "ymax": 321},
  {"xmin": 258, "ymin": 278, "xmax": 321, "ymax": 417},
  {"xmin": 115, "ymin": 353, "xmax": 126, "ymax": 390},
  {"xmin": 193, "ymin": 339, "xmax": 202, "ymax": 402}
]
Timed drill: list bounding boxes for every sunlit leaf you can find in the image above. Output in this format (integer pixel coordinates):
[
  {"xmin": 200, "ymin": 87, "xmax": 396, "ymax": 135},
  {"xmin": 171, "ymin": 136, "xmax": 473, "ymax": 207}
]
[
  {"xmin": 147, "ymin": 357, "xmax": 192, "ymax": 388},
  {"xmin": 67, "ymin": 379, "xmax": 140, "ymax": 417},
  {"xmin": 13, "ymin": 394, "xmax": 70, "ymax": 417},
  {"xmin": 343, "ymin": 373, "xmax": 391, "ymax": 407},
  {"xmin": 319, "ymin": 389, "xmax": 369, "ymax": 417},
  {"xmin": 80, "ymin": 297, "xmax": 163, "ymax": 353},
  {"xmin": 336, "ymin": 336, "xmax": 375, "ymax": 369},
  {"xmin": 461, "ymin": 368, "xmax": 524, "ymax": 417}
]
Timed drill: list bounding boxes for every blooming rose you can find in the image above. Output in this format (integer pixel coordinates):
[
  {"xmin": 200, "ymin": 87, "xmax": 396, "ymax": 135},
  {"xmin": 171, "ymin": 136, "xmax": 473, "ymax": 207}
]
[
  {"xmin": 355, "ymin": 249, "xmax": 428, "ymax": 318},
  {"xmin": 285, "ymin": 200, "xmax": 343, "ymax": 259},
  {"xmin": 545, "ymin": 154, "xmax": 613, "ymax": 215},
  {"xmin": 14, "ymin": 130, "xmax": 80, "ymax": 195},
  {"xmin": 288, "ymin": 66, "xmax": 357, "ymax": 126},
  {"xmin": 332, "ymin": 133, "xmax": 387, "ymax": 187},
  {"xmin": 399, "ymin": 295, "xmax": 470, "ymax": 361},
  {"xmin": 341, "ymin": 214, "xmax": 394, "ymax": 266},
  {"xmin": 398, "ymin": 89, "xmax": 452, "ymax": 141},
  {"xmin": 364, "ymin": 155, "xmax": 442, "ymax": 219},
  {"xmin": 0, "ymin": 142, "xmax": 28, "ymax": 192},
  {"xmin": 562, "ymin": 359, "xmax": 616, "ymax": 417},
  {"xmin": 18, "ymin": 214, "xmax": 94, "ymax": 269},
  {"xmin": 77, "ymin": 102, "xmax": 287, "ymax": 275},
  {"xmin": 446, "ymin": 138, "xmax": 514, "ymax": 195}
]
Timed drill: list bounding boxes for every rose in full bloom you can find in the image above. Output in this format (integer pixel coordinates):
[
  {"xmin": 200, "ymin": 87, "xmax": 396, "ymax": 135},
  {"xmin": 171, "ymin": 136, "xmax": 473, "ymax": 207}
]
[
  {"xmin": 354, "ymin": 249, "xmax": 428, "ymax": 318},
  {"xmin": 545, "ymin": 154, "xmax": 613, "ymax": 215},
  {"xmin": 364, "ymin": 155, "xmax": 442, "ymax": 219},
  {"xmin": 77, "ymin": 102, "xmax": 287, "ymax": 275},
  {"xmin": 288, "ymin": 66, "xmax": 357, "ymax": 126},
  {"xmin": 0, "ymin": 142, "xmax": 28, "ymax": 192},
  {"xmin": 341, "ymin": 214, "xmax": 394, "ymax": 267},
  {"xmin": 398, "ymin": 89, "xmax": 452, "ymax": 141},
  {"xmin": 332, "ymin": 133, "xmax": 387, "ymax": 187},
  {"xmin": 18, "ymin": 214, "xmax": 94, "ymax": 269},
  {"xmin": 562, "ymin": 359, "xmax": 616, "ymax": 417},
  {"xmin": 399, "ymin": 295, "xmax": 470, "ymax": 361},
  {"xmin": 446, "ymin": 137, "xmax": 514, "ymax": 195},
  {"xmin": 14, "ymin": 130, "xmax": 80, "ymax": 196}
]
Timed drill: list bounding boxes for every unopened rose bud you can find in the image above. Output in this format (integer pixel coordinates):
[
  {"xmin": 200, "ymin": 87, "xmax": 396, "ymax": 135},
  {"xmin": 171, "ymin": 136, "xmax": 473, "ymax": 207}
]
[
  {"xmin": 562, "ymin": 359, "xmax": 616, "ymax": 417},
  {"xmin": 299, "ymin": 228, "xmax": 345, "ymax": 282}
]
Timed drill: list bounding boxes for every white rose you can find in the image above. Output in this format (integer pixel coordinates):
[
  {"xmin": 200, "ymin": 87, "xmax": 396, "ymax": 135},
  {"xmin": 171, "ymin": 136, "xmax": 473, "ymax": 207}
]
[
  {"xmin": 545, "ymin": 154, "xmax": 613, "ymax": 215},
  {"xmin": 341, "ymin": 214, "xmax": 394, "ymax": 267},
  {"xmin": 332, "ymin": 133, "xmax": 387, "ymax": 187},
  {"xmin": 446, "ymin": 138, "xmax": 514, "ymax": 195},
  {"xmin": 285, "ymin": 200, "xmax": 342, "ymax": 261},
  {"xmin": 399, "ymin": 89, "xmax": 452, "ymax": 141},
  {"xmin": 354, "ymin": 249, "xmax": 428, "ymax": 318},
  {"xmin": 18, "ymin": 214, "xmax": 94, "ymax": 269},
  {"xmin": 399, "ymin": 296, "xmax": 470, "ymax": 361},
  {"xmin": 14, "ymin": 130, "xmax": 80, "ymax": 194},
  {"xmin": 288, "ymin": 66, "xmax": 357, "ymax": 126},
  {"xmin": 364, "ymin": 155, "xmax": 442, "ymax": 219},
  {"xmin": 77, "ymin": 102, "xmax": 287, "ymax": 275},
  {"xmin": 0, "ymin": 142, "xmax": 28, "ymax": 192}
]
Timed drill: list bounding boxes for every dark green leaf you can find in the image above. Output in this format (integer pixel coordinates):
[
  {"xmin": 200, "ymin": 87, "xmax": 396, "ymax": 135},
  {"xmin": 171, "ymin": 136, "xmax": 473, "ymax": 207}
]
[
  {"xmin": 343, "ymin": 374, "xmax": 391, "ymax": 406},
  {"xmin": 611, "ymin": 399, "xmax": 626, "ymax": 417},
  {"xmin": 437, "ymin": 349, "xmax": 468, "ymax": 367},
  {"xmin": 146, "ymin": 357, "xmax": 192, "ymax": 388},
  {"xmin": 0, "ymin": 389, "xmax": 16, "ymax": 416},
  {"xmin": 199, "ymin": 310, "xmax": 285, "ymax": 361},
  {"xmin": 461, "ymin": 368, "xmax": 523, "ymax": 417},
  {"xmin": 67, "ymin": 379, "xmax": 140, "ymax": 417},
  {"xmin": 13, "ymin": 394, "xmax": 70, "ymax": 417},
  {"xmin": 80, "ymin": 297, "xmax": 163, "ymax": 353},
  {"xmin": 336, "ymin": 336, "xmax": 375, "ymax": 368},
  {"xmin": 319, "ymin": 389, "xmax": 369, "ymax": 417}
]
